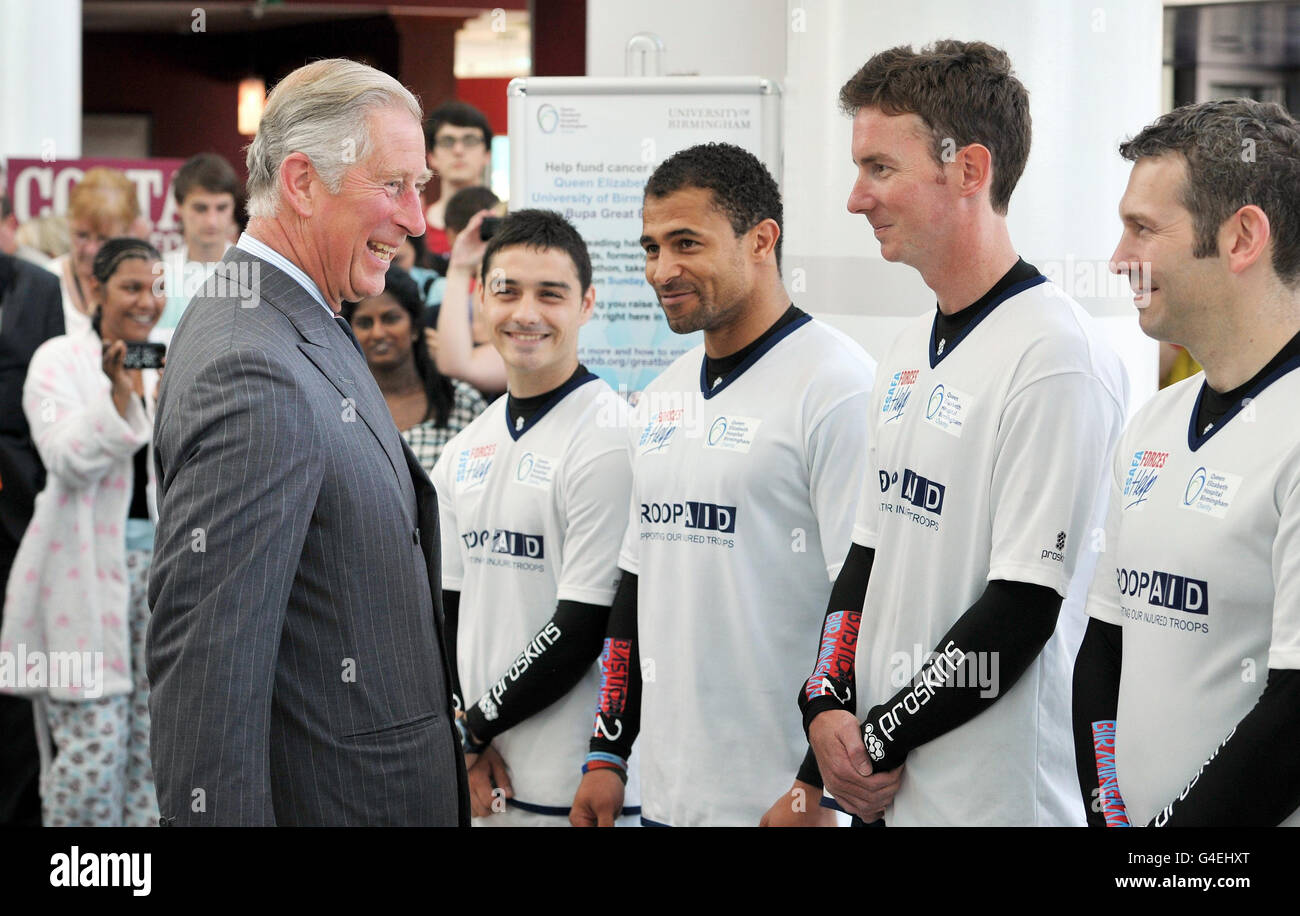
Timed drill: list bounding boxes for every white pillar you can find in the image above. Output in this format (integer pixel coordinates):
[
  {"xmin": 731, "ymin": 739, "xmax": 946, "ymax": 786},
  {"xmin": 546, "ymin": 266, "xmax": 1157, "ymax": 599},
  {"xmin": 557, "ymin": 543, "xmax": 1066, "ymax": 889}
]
[
  {"xmin": 784, "ymin": 0, "xmax": 1162, "ymax": 410},
  {"xmin": 0, "ymin": 0, "xmax": 81, "ymax": 164}
]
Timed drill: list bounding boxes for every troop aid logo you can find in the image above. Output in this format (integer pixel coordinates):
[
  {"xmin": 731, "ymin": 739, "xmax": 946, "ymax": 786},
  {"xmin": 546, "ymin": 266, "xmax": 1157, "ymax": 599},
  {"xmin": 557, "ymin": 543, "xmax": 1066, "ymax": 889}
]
[
  {"xmin": 1116, "ymin": 566, "xmax": 1211, "ymax": 635},
  {"xmin": 878, "ymin": 467, "xmax": 947, "ymax": 531},
  {"xmin": 639, "ymin": 499, "xmax": 737, "ymax": 548}
]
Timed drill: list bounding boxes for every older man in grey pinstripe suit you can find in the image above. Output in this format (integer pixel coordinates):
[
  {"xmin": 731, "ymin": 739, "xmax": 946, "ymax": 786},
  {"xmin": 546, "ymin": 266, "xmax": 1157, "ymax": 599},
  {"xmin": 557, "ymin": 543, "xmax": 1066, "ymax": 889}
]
[{"xmin": 146, "ymin": 59, "xmax": 468, "ymax": 826}]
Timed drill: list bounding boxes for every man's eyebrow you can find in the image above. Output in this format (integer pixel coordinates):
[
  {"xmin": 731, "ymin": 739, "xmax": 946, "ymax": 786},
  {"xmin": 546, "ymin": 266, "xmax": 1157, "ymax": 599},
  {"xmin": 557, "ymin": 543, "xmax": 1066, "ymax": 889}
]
[
  {"xmin": 640, "ymin": 227, "xmax": 701, "ymax": 245},
  {"xmin": 538, "ymin": 279, "xmax": 572, "ymax": 290},
  {"xmin": 380, "ymin": 169, "xmax": 434, "ymax": 186},
  {"xmin": 1119, "ymin": 206, "xmax": 1157, "ymax": 226},
  {"xmin": 853, "ymin": 152, "xmax": 893, "ymax": 167}
]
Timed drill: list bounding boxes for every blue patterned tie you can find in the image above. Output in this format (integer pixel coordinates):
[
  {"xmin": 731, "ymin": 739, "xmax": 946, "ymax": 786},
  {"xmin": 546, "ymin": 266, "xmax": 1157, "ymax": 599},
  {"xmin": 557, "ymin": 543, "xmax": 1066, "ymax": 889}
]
[{"xmin": 334, "ymin": 315, "xmax": 364, "ymax": 357}]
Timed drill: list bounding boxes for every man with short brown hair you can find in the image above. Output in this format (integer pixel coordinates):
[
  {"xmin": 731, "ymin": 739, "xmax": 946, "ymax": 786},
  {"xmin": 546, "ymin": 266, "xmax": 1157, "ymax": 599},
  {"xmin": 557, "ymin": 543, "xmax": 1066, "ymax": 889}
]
[
  {"xmin": 786, "ymin": 40, "xmax": 1127, "ymax": 827},
  {"xmin": 1075, "ymin": 98, "xmax": 1300, "ymax": 827},
  {"xmin": 423, "ymin": 100, "xmax": 494, "ymax": 258},
  {"xmin": 155, "ymin": 153, "xmax": 240, "ymax": 343}
]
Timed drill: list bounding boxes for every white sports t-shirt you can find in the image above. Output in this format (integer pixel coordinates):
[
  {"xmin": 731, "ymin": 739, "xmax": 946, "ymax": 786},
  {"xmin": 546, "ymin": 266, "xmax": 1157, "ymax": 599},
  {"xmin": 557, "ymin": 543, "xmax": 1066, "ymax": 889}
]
[
  {"xmin": 434, "ymin": 372, "xmax": 640, "ymax": 813},
  {"xmin": 852, "ymin": 275, "xmax": 1128, "ymax": 826},
  {"xmin": 620, "ymin": 315, "xmax": 876, "ymax": 826},
  {"xmin": 1085, "ymin": 364, "xmax": 1300, "ymax": 827}
]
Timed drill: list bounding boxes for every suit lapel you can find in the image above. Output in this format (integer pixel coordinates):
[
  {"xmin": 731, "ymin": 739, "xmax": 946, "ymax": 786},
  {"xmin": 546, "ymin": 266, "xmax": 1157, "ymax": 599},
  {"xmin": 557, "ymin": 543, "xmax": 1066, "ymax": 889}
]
[
  {"xmin": 223, "ymin": 248, "xmax": 416, "ymax": 523},
  {"xmin": 296, "ymin": 340, "xmax": 416, "ymax": 518}
]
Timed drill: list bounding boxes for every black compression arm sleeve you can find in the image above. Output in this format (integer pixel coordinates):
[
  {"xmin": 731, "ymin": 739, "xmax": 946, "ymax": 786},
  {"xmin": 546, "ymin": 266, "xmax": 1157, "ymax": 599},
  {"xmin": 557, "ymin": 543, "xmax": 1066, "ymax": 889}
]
[
  {"xmin": 443, "ymin": 590, "xmax": 464, "ymax": 714},
  {"xmin": 796, "ymin": 747, "xmax": 824, "ymax": 789},
  {"xmin": 463, "ymin": 598, "xmax": 610, "ymax": 744},
  {"xmin": 857, "ymin": 579, "xmax": 1061, "ymax": 773},
  {"xmin": 798, "ymin": 543, "xmax": 875, "ymax": 731},
  {"xmin": 1149, "ymin": 668, "xmax": 1300, "ymax": 826},
  {"xmin": 587, "ymin": 572, "xmax": 641, "ymax": 764},
  {"xmin": 1072, "ymin": 617, "xmax": 1125, "ymax": 827}
]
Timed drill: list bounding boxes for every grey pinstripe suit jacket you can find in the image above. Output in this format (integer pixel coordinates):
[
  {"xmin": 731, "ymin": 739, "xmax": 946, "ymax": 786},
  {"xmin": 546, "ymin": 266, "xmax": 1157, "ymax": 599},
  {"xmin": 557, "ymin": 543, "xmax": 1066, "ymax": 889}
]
[{"xmin": 146, "ymin": 247, "xmax": 469, "ymax": 826}]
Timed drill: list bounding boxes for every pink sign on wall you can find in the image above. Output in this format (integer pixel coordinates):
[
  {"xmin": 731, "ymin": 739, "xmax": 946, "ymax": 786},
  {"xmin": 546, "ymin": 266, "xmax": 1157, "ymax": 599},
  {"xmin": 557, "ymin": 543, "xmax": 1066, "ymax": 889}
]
[{"xmin": 3, "ymin": 157, "xmax": 188, "ymax": 253}]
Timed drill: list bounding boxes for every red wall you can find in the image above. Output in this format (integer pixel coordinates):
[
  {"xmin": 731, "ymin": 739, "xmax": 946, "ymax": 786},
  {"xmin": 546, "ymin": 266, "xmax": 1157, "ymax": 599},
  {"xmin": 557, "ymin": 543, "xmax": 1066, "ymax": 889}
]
[
  {"xmin": 83, "ymin": 2, "xmax": 585, "ymax": 194},
  {"xmin": 454, "ymin": 78, "xmax": 512, "ymax": 138},
  {"xmin": 83, "ymin": 35, "xmax": 247, "ymax": 178}
]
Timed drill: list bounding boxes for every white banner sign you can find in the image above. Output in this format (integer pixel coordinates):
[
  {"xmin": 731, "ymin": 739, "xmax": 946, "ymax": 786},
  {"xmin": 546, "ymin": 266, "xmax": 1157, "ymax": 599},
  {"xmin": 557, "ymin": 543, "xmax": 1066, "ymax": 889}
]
[{"xmin": 510, "ymin": 77, "xmax": 781, "ymax": 393}]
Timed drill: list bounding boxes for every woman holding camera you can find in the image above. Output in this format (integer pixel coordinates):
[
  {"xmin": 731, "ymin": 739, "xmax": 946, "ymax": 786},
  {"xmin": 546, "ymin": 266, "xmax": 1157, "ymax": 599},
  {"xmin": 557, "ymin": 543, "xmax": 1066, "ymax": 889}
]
[{"xmin": 0, "ymin": 238, "xmax": 164, "ymax": 826}]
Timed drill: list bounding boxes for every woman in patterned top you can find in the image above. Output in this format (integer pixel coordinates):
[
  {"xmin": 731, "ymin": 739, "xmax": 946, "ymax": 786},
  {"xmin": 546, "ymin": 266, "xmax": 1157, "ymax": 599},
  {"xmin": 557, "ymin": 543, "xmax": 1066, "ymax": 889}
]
[
  {"xmin": 2, "ymin": 238, "xmax": 165, "ymax": 826},
  {"xmin": 345, "ymin": 265, "xmax": 487, "ymax": 479}
]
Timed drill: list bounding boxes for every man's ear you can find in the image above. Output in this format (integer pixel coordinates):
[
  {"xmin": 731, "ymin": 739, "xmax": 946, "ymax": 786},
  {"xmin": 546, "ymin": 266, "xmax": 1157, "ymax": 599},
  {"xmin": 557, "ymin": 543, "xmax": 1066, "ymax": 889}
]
[
  {"xmin": 578, "ymin": 283, "xmax": 596, "ymax": 326},
  {"xmin": 279, "ymin": 152, "xmax": 317, "ymax": 219},
  {"xmin": 955, "ymin": 142, "xmax": 994, "ymax": 202},
  {"xmin": 749, "ymin": 218, "xmax": 780, "ymax": 264},
  {"xmin": 1221, "ymin": 204, "xmax": 1272, "ymax": 277}
]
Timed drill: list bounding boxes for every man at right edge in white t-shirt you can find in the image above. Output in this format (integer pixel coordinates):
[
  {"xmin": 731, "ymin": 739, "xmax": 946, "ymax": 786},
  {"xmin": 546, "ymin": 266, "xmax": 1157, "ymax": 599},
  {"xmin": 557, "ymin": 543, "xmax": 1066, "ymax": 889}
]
[
  {"xmin": 782, "ymin": 40, "xmax": 1129, "ymax": 826},
  {"xmin": 1075, "ymin": 99, "xmax": 1300, "ymax": 827}
]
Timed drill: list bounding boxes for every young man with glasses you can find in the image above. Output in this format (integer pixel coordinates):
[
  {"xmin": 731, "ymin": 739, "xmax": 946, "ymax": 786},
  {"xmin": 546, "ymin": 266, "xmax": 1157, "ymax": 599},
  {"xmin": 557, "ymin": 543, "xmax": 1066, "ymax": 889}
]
[{"xmin": 424, "ymin": 101, "xmax": 494, "ymax": 258}]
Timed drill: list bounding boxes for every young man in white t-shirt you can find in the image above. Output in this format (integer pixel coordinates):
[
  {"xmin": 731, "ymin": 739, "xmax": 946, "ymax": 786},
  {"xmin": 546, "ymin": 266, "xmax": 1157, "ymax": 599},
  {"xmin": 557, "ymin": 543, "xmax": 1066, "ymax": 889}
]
[
  {"xmin": 432, "ymin": 209, "xmax": 639, "ymax": 826},
  {"xmin": 568, "ymin": 143, "xmax": 876, "ymax": 827},
  {"xmin": 154, "ymin": 153, "xmax": 238, "ymax": 346},
  {"xmin": 1075, "ymin": 99, "xmax": 1300, "ymax": 827},
  {"xmin": 787, "ymin": 41, "xmax": 1128, "ymax": 827}
]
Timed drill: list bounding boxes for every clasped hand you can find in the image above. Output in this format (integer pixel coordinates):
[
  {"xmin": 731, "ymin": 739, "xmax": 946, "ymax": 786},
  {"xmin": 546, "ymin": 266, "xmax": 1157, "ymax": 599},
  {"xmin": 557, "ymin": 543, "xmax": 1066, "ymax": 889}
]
[{"xmin": 808, "ymin": 709, "xmax": 903, "ymax": 821}]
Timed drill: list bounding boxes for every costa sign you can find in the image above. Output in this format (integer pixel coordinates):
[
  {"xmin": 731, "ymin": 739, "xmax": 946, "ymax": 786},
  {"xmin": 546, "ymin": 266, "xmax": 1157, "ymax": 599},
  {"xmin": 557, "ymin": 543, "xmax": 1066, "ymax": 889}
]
[{"xmin": 4, "ymin": 157, "xmax": 187, "ymax": 252}]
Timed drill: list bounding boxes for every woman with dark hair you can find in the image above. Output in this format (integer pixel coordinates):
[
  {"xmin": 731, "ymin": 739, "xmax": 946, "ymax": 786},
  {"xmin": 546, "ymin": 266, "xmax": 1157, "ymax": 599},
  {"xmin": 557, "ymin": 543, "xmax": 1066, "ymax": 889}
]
[
  {"xmin": 0, "ymin": 237, "xmax": 164, "ymax": 826},
  {"xmin": 344, "ymin": 264, "xmax": 487, "ymax": 478}
]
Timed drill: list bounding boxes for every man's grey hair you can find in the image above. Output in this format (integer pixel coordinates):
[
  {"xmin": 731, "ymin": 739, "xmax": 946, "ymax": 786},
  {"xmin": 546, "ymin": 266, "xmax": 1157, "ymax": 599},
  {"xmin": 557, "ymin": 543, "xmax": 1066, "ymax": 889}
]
[{"xmin": 245, "ymin": 58, "xmax": 423, "ymax": 220}]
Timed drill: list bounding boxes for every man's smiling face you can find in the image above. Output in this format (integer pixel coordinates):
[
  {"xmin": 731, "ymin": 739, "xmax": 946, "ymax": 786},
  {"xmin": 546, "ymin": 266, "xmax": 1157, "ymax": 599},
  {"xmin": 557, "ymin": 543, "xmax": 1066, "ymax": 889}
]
[
  {"xmin": 847, "ymin": 106, "xmax": 956, "ymax": 271},
  {"xmin": 310, "ymin": 105, "xmax": 430, "ymax": 307},
  {"xmin": 640, "ymin": 185, "xmax": 752, "ymax": 336},
  {"xmin": 482, "ymin": 243, "xmax": 593, "ymax": 382},
  {"xmin": 1111, "ymin": 153, "xmax": 1224, "ymax": 346}
]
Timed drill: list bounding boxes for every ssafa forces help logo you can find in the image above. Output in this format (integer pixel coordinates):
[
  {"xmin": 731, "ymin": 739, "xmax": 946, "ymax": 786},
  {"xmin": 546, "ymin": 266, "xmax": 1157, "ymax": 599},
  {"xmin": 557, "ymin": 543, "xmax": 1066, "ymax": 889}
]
[
  {"xmin": 881, "ymin": 368, "xmax": 921, "ymax": 423},
  {"xmin": 879, "ymin": 467, "xmax": 947, "ymax": 531},
  {"xmin": 455, "ymin": 443, "xmax": 496, "ymax": 487},
  {"xmin": 1122, "ymin": 449, "xmax": 1168, "ymax": 510},
  {"xmin": 1116, "ymin": 566, "xmax": 1210, "ymax": 635},
  {"xmin": 637, "ymin": 408, "xmax": 685, "ymax": 455}
]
